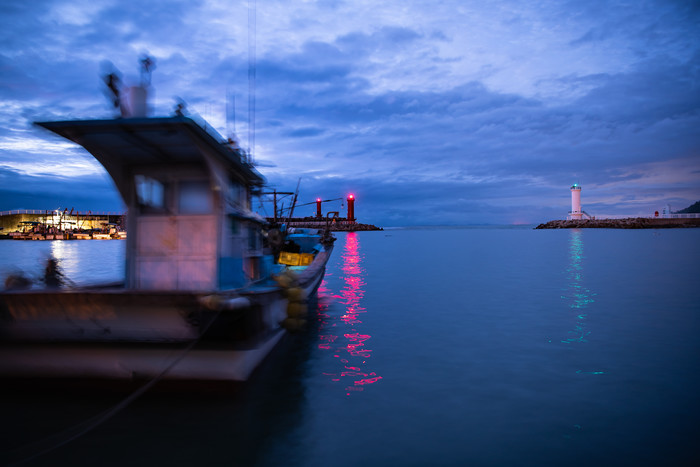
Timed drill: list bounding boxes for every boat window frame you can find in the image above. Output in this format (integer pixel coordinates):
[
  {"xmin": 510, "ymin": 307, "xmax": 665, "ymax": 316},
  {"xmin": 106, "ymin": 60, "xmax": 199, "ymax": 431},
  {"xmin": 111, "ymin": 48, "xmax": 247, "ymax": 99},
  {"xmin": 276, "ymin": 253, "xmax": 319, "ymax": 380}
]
[{"xmin": 135, "ymin": 174, "xmax": 167, "ymax": 213}]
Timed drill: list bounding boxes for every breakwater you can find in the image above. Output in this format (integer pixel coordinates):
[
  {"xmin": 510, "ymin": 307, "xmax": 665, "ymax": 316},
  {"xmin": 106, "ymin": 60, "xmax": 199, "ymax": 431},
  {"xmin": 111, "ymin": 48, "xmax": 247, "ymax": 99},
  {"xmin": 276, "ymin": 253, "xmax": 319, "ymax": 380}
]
[
  {"xmin": 267, "ymin": 217, "xmax": 383, "ymax": 231},
  {"xmin": 327, "ymin": 222, "xmax": 383, "ymax": 231},
  {"xmin": 288, "ymin": 221, "xmax": 383, "ymax": 232},
  {"xmin": 535, "ymin": 217, "xmax": 700, "ymax": 229}
]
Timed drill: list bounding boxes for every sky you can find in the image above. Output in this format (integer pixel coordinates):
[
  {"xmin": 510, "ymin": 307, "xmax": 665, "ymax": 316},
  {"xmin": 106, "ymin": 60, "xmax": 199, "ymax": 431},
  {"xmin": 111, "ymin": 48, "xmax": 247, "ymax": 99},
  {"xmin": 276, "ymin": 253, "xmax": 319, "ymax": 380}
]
[{"xmin": 0, "ymin": 0, "xmax": 698, "ymax": 226}]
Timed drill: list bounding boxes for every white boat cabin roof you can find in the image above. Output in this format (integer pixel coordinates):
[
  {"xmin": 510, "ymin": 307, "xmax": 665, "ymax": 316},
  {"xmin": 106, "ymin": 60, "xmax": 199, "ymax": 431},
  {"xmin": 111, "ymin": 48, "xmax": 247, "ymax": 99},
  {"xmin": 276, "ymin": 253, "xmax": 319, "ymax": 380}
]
[{"xmin": 36, "ymin": 116, "xmax": 264, "ymax": 200}]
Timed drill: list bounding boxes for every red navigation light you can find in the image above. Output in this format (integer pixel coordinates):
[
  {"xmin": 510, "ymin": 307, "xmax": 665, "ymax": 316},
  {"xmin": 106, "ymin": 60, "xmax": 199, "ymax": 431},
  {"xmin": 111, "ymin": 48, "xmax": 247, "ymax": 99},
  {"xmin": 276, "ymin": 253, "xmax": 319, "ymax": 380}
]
[
  {"xmin": 348, "ymin": 194, "xmax": 354, "ymax": 200},
  {"xmin": 316, "ymin": 198, "xmax": 321, "ymax": 202}
]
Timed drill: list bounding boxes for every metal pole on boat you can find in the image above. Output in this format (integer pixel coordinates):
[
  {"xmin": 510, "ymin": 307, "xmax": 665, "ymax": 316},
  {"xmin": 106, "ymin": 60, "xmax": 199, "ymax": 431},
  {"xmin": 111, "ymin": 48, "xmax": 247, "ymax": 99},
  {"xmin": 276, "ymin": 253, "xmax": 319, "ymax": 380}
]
[{"xmin": 260, "ymin": 190, "xmax": 294, "ymax": 225}]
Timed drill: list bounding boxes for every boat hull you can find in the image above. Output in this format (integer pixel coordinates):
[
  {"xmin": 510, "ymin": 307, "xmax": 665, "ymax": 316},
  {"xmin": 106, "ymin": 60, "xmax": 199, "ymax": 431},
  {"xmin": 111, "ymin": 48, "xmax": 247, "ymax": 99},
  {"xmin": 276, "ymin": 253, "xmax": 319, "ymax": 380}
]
[
  {"xmin": 0, "ymin": 331, "xmax": 286, "ymax": 381},
  {"xmin": 0, "ymin": 244, "xmax": 332, "ymax": 382}
]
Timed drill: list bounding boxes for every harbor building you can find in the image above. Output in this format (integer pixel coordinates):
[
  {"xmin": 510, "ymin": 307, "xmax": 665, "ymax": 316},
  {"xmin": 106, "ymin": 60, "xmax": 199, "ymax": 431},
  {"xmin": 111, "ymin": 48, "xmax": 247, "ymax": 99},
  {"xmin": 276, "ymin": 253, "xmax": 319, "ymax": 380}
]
[{"xmin": 0, "ymin": 209, "xmax": 124, "ymax": 239}]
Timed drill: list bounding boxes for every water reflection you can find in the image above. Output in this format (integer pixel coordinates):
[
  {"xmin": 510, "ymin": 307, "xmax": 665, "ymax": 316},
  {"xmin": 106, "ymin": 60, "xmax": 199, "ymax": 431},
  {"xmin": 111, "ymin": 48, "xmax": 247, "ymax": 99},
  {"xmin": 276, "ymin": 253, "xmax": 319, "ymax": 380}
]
[
  {"xmin": 338, "ymin": 232, "xmax": 365, "ymax": 324},
  {"xmin": 561, "ymin": 229, "xmax": 595, "ymax": 344},
  {"xmin": 316, "ymin": 232, "xmax": 382, "ymax": 395},
  {"xmin": 50, "ymin": 240, "xmax": 125, "ymax": 286},
  {"xmin": 49, "ymin": 240, "xmax": 77, "ymax": 282}
]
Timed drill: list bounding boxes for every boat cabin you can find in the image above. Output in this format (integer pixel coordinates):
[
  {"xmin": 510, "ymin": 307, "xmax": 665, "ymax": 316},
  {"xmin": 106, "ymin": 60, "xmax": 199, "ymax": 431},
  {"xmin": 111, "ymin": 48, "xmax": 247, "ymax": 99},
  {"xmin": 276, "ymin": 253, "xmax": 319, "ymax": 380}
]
[{"xmin": 37, "ymin": 117, "xmax": 266, "ymax": 291}]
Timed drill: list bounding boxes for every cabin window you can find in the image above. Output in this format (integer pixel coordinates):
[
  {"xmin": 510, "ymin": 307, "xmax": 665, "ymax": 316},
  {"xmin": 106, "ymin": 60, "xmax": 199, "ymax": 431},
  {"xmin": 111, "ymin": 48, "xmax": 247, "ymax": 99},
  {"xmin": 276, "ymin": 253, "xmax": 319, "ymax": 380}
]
[
  {"xmin": 243, "ymin": 190, "xmax": 251, "ymax": 210},
  {"xmin": 229, "ymin": 215, "xmax": 240, "ymax": 235},
  {"xmin": 248, "ymin": 225, "xmax": 259, "ymax": 250},
  {"xmin": 135, "ymin": 175, "xmax": 165, "ymax": 210},
  {"xmin": 228, "ymin": 182, "xmax": 241, "ymax": 206},
  {"xmin": 179, "ymin": 181, "xmax": 212, "ymax": 214}
]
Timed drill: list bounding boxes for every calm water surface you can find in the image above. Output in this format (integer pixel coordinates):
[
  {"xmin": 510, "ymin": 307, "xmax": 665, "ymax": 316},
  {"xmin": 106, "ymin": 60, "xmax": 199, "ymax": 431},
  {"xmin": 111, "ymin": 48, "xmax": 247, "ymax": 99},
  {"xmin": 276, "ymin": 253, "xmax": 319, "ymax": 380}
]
[{"xmin": 1, "ymin": 228, "xmax": 699, "ymax": 466}]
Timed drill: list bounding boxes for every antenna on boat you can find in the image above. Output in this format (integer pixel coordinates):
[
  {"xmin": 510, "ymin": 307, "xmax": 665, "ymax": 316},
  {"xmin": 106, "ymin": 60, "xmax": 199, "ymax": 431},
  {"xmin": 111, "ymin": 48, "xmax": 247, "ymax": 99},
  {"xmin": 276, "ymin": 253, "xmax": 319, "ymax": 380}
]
[
  {"xmin": 101, "ymin": 61, "xmax": 126, "ymax": 117},
  {"xmin": 225, "ymin": 91, "xmax": 243, "ymax": 157},
  {"xmin": 226, "ymin": 91, "xmax": 236, "ymax": 139},
  {"xmin": 139, "ymin": 55, "xmax": 155, "ymax": 87},
  {"xmin": 247, "ymin": 0, "xmax": 257, "ymax": 164}
]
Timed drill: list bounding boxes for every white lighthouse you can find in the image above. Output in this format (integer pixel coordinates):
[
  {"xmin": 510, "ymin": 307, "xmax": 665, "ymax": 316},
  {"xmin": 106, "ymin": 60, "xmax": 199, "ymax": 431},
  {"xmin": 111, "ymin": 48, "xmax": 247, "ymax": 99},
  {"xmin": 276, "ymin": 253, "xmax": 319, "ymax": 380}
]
[{"xmin": 569, "ymin": 183, "xmax": 583, "ymax": 220}]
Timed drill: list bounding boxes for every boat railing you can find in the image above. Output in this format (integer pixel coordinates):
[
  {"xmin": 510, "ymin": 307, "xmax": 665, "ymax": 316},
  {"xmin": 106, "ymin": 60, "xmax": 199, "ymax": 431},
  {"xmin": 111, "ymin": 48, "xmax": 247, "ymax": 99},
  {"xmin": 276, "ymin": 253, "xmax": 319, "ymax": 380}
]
[{"xmin": 187, "ymin": 113, "xmax": 253, "ymax": 166}]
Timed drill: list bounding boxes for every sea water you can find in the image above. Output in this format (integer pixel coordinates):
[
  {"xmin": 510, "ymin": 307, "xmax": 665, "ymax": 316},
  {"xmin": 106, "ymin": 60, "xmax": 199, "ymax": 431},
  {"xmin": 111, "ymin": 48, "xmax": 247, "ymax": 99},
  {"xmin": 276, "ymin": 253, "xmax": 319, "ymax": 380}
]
[{"xmin": 1, "ymin": 227, "xmax": 699, "ymax": 466}]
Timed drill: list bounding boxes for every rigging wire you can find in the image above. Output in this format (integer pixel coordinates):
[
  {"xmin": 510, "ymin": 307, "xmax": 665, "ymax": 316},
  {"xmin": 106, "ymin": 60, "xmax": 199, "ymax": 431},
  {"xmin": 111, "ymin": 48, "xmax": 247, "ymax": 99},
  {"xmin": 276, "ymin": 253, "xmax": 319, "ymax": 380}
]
[
  {"xmin": 226, "ymin": 89, "xmax": 236, "ymax": 141},
  {"xmin": 257, "ymin": 196, "xmax": 269, "ymax": 217},
  {"xmin": 247, "ymin": 0, "xmax": 256, "ymax": 164}
]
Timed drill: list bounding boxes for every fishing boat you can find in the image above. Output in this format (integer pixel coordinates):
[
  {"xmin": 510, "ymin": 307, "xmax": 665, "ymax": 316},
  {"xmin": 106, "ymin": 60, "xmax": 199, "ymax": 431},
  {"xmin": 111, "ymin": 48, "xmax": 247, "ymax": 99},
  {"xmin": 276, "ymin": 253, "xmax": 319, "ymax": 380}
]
[{"xmin": 0, "ymin": 98, "xmax": 334, "ymax": 382}]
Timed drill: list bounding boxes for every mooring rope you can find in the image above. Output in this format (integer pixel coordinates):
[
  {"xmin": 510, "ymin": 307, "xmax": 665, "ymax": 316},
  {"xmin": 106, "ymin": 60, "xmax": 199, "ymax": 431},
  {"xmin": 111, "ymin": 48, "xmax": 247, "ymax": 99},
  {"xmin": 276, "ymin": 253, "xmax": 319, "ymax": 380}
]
[{"xmin": 4, "ymin": 307, "xmax": 221, "ymax": 466}]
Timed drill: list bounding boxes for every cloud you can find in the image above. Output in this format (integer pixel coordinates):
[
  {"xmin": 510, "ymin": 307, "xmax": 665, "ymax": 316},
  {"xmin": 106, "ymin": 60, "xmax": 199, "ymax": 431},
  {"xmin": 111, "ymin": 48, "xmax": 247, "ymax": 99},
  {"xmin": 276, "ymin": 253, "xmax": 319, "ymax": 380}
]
[
  {"xmin": 0, "ymin": 164, "xmax": 123, "ymax": 212},
  {"xmin": 0, "ymin": 0, "xmax": 698, "ymax": 224}
]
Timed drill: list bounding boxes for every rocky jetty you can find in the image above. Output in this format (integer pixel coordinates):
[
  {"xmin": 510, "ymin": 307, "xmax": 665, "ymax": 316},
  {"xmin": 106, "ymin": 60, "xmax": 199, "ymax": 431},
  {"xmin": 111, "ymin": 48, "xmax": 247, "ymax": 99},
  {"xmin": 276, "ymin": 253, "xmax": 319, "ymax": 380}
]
[
  {"xmin": 268, "ymin": 218, "xmax": 383, "ymax": 231},
  {"xmin": 329, "ymin": 222, "xmax": 383, "ymax": 232},
  {"xmin": 287, "ymin": 222, "xmax": 382, "ymax": 231},
  {"xmin": 535, "ymin": 218, "xmax": 700, "ymax": 229}
]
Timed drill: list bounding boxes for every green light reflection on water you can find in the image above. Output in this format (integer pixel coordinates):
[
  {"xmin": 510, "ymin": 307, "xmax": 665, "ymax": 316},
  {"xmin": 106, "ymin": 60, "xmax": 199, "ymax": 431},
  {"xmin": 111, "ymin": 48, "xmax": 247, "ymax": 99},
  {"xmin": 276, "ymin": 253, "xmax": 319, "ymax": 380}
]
[{"xmin": 561, "ymin": 229, "xmax": 596, "ymax": 344}]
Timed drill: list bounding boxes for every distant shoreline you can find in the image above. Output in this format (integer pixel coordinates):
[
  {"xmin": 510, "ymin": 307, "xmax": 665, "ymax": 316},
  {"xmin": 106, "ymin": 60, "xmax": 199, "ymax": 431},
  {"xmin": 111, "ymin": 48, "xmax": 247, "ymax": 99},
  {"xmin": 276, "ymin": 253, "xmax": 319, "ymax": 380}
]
[{"xmin": 535, "ymin": 217, "xmax": 700, "ymax": 229}]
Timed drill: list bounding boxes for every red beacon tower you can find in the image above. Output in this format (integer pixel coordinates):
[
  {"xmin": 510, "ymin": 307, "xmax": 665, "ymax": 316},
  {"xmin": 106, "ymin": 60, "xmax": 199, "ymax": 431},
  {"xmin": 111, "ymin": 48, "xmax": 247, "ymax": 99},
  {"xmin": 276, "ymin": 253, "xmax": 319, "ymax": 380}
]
[
  {"xmin": 347, "ymin": 194, "xmax": 355, "ymax": 224},
  {"xmin": 316, "ymin": 198, "xmax": 322, "ymax": 219}
]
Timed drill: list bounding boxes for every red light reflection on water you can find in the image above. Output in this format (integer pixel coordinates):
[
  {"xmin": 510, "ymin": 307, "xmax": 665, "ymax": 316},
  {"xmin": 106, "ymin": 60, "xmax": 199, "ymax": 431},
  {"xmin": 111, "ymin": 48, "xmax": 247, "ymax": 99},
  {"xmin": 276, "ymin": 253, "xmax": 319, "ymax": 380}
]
[
  {"xmin": 344, "ymin": 332, "xmax": 371, "ymax": 357},
  {"xmin": 337, "ymin": 232, "xmax": 366, "ymax": 324},
  {"xmin": 315, "ymin": 232, "xmax": 382, "ymax": 395}
]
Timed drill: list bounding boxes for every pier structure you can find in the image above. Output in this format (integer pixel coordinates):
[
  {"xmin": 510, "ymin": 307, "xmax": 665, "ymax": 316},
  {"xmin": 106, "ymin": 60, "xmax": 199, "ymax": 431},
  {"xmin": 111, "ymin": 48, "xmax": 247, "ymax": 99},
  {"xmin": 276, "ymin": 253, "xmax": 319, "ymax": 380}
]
[
  {"xmin": 265, "ymin": 193, "xmax": 381, "ymax": 231},
  {"xmin": 658, "ymin": 212, "xmax": 700, "ymax": 219},
  {"xmin": 652, "ymin": 205, "xmax": 700, "ymax": 219}
]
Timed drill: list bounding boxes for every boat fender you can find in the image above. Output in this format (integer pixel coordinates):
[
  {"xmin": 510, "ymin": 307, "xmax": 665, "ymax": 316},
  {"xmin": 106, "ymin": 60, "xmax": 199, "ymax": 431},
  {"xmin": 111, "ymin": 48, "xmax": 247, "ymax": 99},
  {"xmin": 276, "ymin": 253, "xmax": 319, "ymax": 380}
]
[
  {"xmin": 281, "ymin": 317, "xmax": 307, "ymax": 332},
  {"xmin": 276, "ymin": 278, "xmax": 309, "ymax": 331},
  {"xmin": 198, "ymin": 295, "xmax": 250, "ymax": 311},
  {"xmin": 286, "ymin": 302, "xmax": 308, "ymax": 319},
  {"xmin": 198, "ymin": 294, "xmax": 222, "ymax": 310},
  {"xmin": 4, "ymin": 273, "xmax": 32, "ymax": 291},
  {"xmin": 284, "ymin": 284, "xmax": 308, "ymax": 325},
  {"xmin": 221, "ymin": 297, "xmax": 251, "ymax": 311},
  {"xmin": 274, "ymin": 274, "xmax": 294, "ymax": 288},
  {"xmin": 286, "ymin": 287, "xmax": 306, "ymax": 302},
  {"xmin": 274, "ymin": 269, "xmax": 299, "ymax": 288}
]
